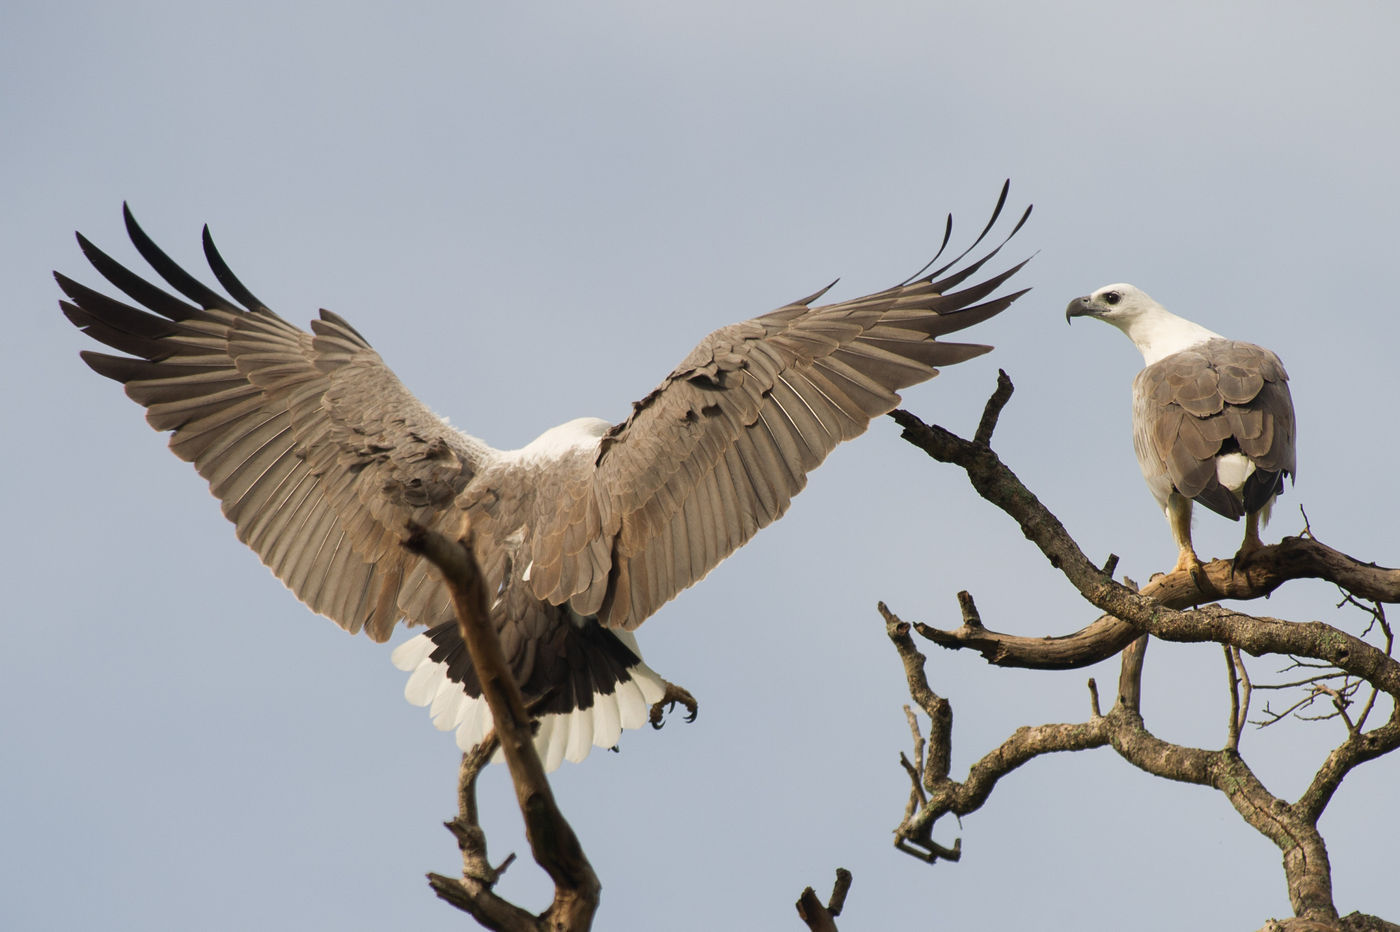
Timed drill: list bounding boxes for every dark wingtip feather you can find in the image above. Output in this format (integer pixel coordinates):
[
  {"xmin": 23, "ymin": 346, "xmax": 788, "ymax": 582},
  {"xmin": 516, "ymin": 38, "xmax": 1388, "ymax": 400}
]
[
  {"xmin": 923, "ymin": 180, "xmax": 1018, "ymax": 282},
  {"xmin": 965, "ymin": 179, "xmax": 1011, "ymax": 258},
  {"xmin": 900, "ymin": 181, "xmax": 1031, "ymax": 291},
  {"xmin": 1006, "ymin": 203, "xmax": 1033, "ymax": 240},
  {"xmin": 54, "ymin": 269, "xmax": 84, "ymax": 301},
  {"xmin": 122, "ymin": 205, "xmax": 237, "ymax": 311},
  {"xmin": 79, "ymin": 348, "xmax": 143, "ymax": 383},
  {"xmin": 58, "ymin": 299, "xmax": 90, "ymax": 329},
  {"xmin": 202, "ymin": 224, "xmax": 269, "ymax": 312},
  {"xmin": 899, "ymin": 213, "xmax": 955, "ymax": 287},
  {"xmin": 120, "ymin": 201, "xmax": 141, "ymax": 241},
  {"xmin": 920, "ymin": 287, "xmax": 1032, "ymax": 338},
  {"xmin": 63, "ymin": 300, "xmax": 172, "ymax": 359},
  {"xmin": 69, "ymin": 228, "xmax": 200, "ymax": 322}
]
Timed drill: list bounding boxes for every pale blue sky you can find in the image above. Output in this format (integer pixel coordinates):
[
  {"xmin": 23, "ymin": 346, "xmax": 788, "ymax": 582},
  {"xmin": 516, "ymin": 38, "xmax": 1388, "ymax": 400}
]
[{"xmin": 3, "ymin": 2, "xmax": 1398, "ymax": 929}]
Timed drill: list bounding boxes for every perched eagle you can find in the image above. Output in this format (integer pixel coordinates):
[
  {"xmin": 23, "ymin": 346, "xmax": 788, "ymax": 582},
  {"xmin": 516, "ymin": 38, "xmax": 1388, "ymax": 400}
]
[
  {"xmin": 59, "ymin": 190, "xmax": 1030, "ymax": 770},
  {"xmin": 1066, "ymin": 283, "xmax": 1295, "ymax": 575}
]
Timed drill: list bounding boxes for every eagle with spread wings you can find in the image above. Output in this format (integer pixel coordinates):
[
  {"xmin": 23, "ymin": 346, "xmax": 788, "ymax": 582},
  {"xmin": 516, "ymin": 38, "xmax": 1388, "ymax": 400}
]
[{"xmin": 60, "ymin": 187, "xmax": 1031, "ymax": 769}]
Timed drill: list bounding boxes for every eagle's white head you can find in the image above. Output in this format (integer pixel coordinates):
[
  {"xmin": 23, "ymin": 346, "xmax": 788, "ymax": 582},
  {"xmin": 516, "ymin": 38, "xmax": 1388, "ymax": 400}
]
[{"xmin": 1066, "ymin": 282, "xmax": 1224, "ymax": 365}]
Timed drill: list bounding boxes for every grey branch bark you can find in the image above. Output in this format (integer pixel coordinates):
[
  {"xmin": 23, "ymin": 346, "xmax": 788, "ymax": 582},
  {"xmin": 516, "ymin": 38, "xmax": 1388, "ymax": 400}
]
[
  {"xmin": 883, "ymin": 375, "xmax": 1400, "ymax": 929},
  {"xmin": 405, "ymin": 522, "xmax": 601, "ymax": 931}
]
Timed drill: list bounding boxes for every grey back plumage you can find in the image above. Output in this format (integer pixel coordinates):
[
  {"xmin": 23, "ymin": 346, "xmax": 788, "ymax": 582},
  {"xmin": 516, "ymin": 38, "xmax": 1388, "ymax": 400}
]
[{"xmin": 1131, "ymin": 338, "xmax": 1295, "ymax": 519}]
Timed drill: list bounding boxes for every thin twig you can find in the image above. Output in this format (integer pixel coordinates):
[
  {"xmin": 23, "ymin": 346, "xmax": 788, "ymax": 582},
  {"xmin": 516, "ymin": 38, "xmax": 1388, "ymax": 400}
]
[
  {"xmin": 1233, "ymin": 647, "xmax": 1252, "ymax": 738},
  {"xmin": 1226, "ymin": 645, "xmax": 1243, "ymax": 752}
]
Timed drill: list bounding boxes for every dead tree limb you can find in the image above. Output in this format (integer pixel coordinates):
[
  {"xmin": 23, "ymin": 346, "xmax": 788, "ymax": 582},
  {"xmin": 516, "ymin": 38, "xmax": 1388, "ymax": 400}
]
[
  {"xmin": 883, "ymin": 604, "xmax": 1110, "ymax": 862},
  {"xmin": 405, "ymin": 522, "xmax": 601, "ymax": 931},
  {"xmin": 795, "ymin": 869, "xmax": 853, "ymax": 932},
  {"xmin": 883, "ymin": 374, "xmax": 1400, "ymax": 929},
  {"xmin": 889, "ymin": 377, "xmax": 1400, "ymax": 672}
]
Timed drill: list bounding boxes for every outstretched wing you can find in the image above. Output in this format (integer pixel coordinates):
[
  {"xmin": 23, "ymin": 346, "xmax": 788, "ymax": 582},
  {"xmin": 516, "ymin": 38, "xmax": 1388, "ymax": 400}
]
[
  {"xmin": 1132, "ymin": 338, "xmax": 1295, "ymax": 519},
  {"xmin": 513, "ymin": 187, "xmax": 1033, "ymax": 630},
  {"xmin": 59, "ymin": 206, "xmax": 494, "ymax": 642}
]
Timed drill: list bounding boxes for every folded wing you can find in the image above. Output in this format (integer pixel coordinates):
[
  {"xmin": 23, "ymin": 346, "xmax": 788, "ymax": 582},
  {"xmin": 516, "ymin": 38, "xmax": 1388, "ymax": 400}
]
[{"xmin": 1131, "ymin": 338, "xmax": 1295, "ymax": 519}]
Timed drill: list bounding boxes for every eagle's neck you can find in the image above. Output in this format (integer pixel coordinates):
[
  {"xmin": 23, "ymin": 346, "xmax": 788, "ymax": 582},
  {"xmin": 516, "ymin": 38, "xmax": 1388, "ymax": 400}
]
[{"xmin": 1118, "ymin": 307, "xmax": 1224, "ymax": 366}]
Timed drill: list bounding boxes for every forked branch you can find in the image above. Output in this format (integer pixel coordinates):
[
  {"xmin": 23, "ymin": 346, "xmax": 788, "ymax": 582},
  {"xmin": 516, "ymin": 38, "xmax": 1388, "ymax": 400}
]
[
  {"xmin": 405, "ymin": 523, "xmax": 601, "ymax": 931},
  {"xmin": 795, "ymin": 869, "xmax": 854, "ymax": 932}
]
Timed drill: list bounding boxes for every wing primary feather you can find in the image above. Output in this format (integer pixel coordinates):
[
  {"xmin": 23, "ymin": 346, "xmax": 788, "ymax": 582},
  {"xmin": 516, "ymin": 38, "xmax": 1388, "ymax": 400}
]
[
  {"xmin": 923, "ymin": 179, "xmax": 1011, "ymax": 281},
  {"xmin": 924, "ymin": 226, "xmax": 1031, "ymax": 295},
  {"xmin": 60, "ymin": 300, "xmax": 172, "ymax": 359},
  {"xmin": 121, "ymin": 204, "xmax": 237, "ymax": 311},
  {"xmin": 202, "ymin": 225, "xmax": 270, "ymax": 312},
  {"xmin": 1006, "ymin": 202, "xmax": 1034, "ymax": 240},
  {"xmin": 922, "ymin": 289, "xmax": 1031, "ymax": 339},
  {"xmin": 57, "ymin": 285, "xmax": 178, "ymax": 343},
  {"xmin": 899, "ymin": 186, "xmax": 1029, "ymax": 291},
  {"xmin": 898, "ymin": 212, "xmax": 955, "ymax": 286},
  {"xmin": 69, "ymin": 234, "xmax": 201, "ymax": 322}
]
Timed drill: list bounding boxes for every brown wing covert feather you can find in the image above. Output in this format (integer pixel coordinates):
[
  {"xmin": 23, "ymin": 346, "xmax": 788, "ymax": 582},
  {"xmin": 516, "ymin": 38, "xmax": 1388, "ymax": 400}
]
[{"xmin": 1132, "ymin": 338, "xmax": 1294, "ymax": 520}]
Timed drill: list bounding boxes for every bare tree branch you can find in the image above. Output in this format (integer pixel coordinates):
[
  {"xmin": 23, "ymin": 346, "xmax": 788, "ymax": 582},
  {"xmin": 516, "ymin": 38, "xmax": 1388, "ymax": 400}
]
[
  {"xmin": 795, "ymin": 869, "xmax": 853, "ymax": 931},
  {"xmin": 1226, "ymin": 646, "xmax": 1245, "ymax": 751},
  {"xmin": 882, "ymin": 377, "xmax": 1400, "ymax": 928},
  {"xmin": 889, "ymin": 406, "xmax": 1400, "ymax": 672},
  {"xmin": 422, "ymin": 738, "xmax": 537, "ymax": 930},
  {"xmin": 1256, "ymin": 915, "xmax": 1400, "ymax": 932},
  {"xmin": 883, "ymin": 603, "xmax": 1110, "ymax": 860},
  {"xmin": 1341, "ymin": 597, "xmax": 1392, "ymax": 732},
  {"xmin": 1117, "ymin": 635, "xmax": 1149, "ymax": 713},
  {"xmin": 972, "ymin": 368, "xmax": 1015, "ymax": 446},
  {"xmin": 405, "ymin": 522, "xmax": 601, "ymax": 931},
  {"xmin": 889, "ymin": 603, "xmax": 1350, "ymax": 921}
]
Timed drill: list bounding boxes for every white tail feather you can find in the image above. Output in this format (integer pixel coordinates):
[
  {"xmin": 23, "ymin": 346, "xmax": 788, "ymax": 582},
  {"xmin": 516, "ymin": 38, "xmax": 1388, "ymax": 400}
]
[
  {"xmin": 542, "ymin": 715, "xmax": 569, "ymax": 772},
  {"xmin": 391, "ymin": 635, "xmax": 433, "ymax": 670},
  {"xmin": 455, "ymin": 695, "xmax": 491, "ymax": 746},
  {"xmin": 403, "ymin": 660, "xmax": 441, "ymax": 705},
  {"xmin": 614, "ymin": 679, "xmax": 649, "ymax": 731},
  {"xmin": 431, "ymin": 685, "xmax": 468, "ymax": 732},
  {"xmin": 591, "ymin": 692, "xmax": 622, "ymax": 750},
  {"xmin": 565, "ymin": 707, "xmax": 594, "ymax": 764},
  {"xmin": 391, "ymin": 631, "xmax": 669, "ymax": 771}
]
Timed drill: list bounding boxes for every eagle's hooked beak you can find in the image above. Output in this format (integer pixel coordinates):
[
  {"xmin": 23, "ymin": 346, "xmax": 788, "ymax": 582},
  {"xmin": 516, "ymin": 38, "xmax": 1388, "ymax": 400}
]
[{"xmin": 1065, "ymin": 296, "xmax": 1095, "ymax": 324}]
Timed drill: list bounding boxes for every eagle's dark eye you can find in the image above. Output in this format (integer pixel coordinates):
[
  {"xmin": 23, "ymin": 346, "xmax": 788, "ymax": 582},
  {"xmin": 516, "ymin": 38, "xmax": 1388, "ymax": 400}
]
[{"xmin": 1103, "ymin": 291, "xmax": 1121, "ymax": 306}]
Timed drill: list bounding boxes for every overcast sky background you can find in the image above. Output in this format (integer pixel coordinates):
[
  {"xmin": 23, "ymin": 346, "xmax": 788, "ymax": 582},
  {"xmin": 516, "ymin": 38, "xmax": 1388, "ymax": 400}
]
[{"xmin": 4, "ymin": 3, "xmax": 1398, "ymax": 930}]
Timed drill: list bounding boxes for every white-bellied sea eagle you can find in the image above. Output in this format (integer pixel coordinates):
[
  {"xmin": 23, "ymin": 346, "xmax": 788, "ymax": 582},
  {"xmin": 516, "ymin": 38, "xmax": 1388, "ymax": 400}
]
[
  {"xmin": 59, "ymin": 188, "xmax": 1031, "ymax": 770},
  {"xmin": 1066, "ymin": 283, "xmax": 1295, "ymax": 575}
]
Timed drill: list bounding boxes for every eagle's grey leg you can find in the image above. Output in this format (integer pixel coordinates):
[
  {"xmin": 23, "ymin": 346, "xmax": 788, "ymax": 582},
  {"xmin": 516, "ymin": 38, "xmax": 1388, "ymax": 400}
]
[
  {"xmin": 1167, "ymin": 494, "xmax": 1205, "ymax": 577},
  {"xmin": 649, "ymin": 679, "xmax": 699, "ymax": 729}
]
